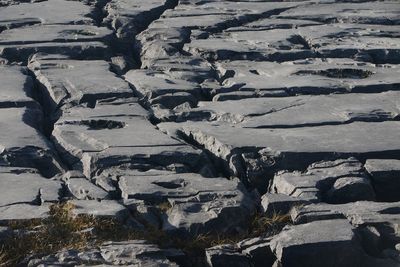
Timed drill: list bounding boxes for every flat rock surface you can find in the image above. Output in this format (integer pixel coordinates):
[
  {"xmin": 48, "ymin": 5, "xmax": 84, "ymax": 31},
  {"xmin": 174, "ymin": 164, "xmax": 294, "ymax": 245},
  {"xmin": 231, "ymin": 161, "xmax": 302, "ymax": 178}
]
[{"xmin": 0, "ymin": 0, "xmax": 399, "ymax": 266}]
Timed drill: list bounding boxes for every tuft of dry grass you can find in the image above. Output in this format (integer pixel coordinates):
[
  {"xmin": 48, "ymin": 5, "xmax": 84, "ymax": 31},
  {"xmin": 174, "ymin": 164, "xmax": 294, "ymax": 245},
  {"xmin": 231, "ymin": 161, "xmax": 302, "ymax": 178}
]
[
  {"xmin": 156, "ymin": 201, "xmax": 172, "ymax": 213},
  {"xmin": 0, "ymin": 247, "xmax": 10, "ymax": 267},
  {"xmin": 0, "ymin": 202, "xmax": 292, "ymax": 266},
  {"xmin": 249, "ymin": 211, "xmax": 292, "ymax": 237},
  {"xmin": 0, "ymin": 202, "xmax": 138, "ymax": 266}
]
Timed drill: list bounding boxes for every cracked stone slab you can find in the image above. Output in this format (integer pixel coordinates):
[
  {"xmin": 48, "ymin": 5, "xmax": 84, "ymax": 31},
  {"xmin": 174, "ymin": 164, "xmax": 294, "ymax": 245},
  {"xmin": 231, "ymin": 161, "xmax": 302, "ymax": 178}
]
[
  {"xmin": 104, "ymin": 0, "xmax": 174, "ymax": 39},
  {"xmin": 270, "ymin": 158, "xmax": 375, "ymax": 204},
  {"xmin": 0, "ymin": 107, "xmax": 64, "ymax": 177},
  {"xmin": 173, "ymin": 91, "xmax": 400, "ymax": 127},
  {"xmin": 124, "ymin": 69, "xmax": 203, "ymax": 109},
  {"xmin": 0, "ymin": 167, "xmax": 62, "ymax": 207},
  {"xmin": 270, "ymin": 219, "xmax": 363, "ymax": 267},
  {"xmin": 159, "ymin": 121, "xmax": 400, "ymax": 176},
  {"xmin": 135, "ymin": 1, "xmax": 302, "ymax": 66},
  {"xmin": 142, "ymin": 56, "xmax": 216, "ymax": 84},
  {"xmin": 52, "ymin": 100, "xmax": 205, "ymax": 177},
  {"xmin": 118, "ymin": 169, "xmax": 255, "ymax": 236},
  {"xmin": 211, "ymin": 59, "xmax": 400, "ymax": 100},
  {"xmin": 0, "ymin": 203, "xmax": 51, "ymax": 224},
  {"xmin": 206, "ymin": 244, "xmax": 251, "ymax": 267},
  {"xmin": 298, "ymin": 23, "xmax": 400, "ymax": 64},
  {"xmin": 0, "ymin": 0, "xmax": 93, "ymax": 30},
  {"xmin": 184, "ymin": 28, "xmax": 315, "ymax": 62},
  {"xmin": 261, "ymin": 193, "xmax": 310, "ymax": 215},
  {"xmin": 62, "ymin": 171, "xmax": 109, "ymax": 200},
  {"xmin": 237, "ymin": 237, "xmax": 275, "ymax": 267},
  {"xmin": 28, "ymin": 240, "xmax": 181, "ymax": 266},
  {"xmin": 0, "ymin": 24, "xmax": 112, "ymax": 61},
  {"xmin": 277, "ymin": 2, "xmax": 400, "ymax": 25},
  {"xmin": 226, "ymin": 18, "xmax": 322, "ymax": 32},
  {"xmin": 28, "ymin": 53, "xmax": 134, "ymax": 114},
  {"xmin": 71, "ymin": 200, "xmax": 130, "ymax": 221},
  {"xmin": 290, "ymin": 201, "xmax": 400, "ymax": 256},
  {"xmin": 0, "ymin": 65, "xmax": 38, "ymax": 108},
  {"xmin": 365, "ymin": 159, "xmax": 400, "ymax": 202},
  {"xmin": 291, "ymin": 201, "xmax": 400, "ymax": 227}
]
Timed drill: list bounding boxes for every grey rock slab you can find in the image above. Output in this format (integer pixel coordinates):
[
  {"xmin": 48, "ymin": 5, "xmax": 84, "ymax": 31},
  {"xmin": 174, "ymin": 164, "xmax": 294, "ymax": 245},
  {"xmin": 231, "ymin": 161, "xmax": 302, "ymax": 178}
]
[
  {"xmin": 291, "ymin": 201, "xmax": 400, "ymax": 256},
  {"xmin": 184, "ymin": 29, "xmax": 314, "ymax": 62},
  {"xmin": 0, "ymin": 107, "xmax": 64, "ymax": 177},
  {"xmin": 52, "ymin": 101, "xmax": 204, "ymax": 177},
  {"xmin": 325, "ymin": 176, "xmax": 376, "ymax": 204},
  {"xmin": 0, "ymin": 203, "xmax": 50, "ymax": 224},
  {"xmin": 277, "ymin": 2, "xmax": 400, "ymax": 25},
  {"xmin": 0, "ymin": 24, "xmax": 112, "ymax": 45},
  {"xmin": 291, "ymin": 201, "xmax": 400, "ymax": 228},
  {"xmin": 227, "ymin": 18, "xmax": 322, "ymax": 32},
  {"xmin": 104, "ymin": 0, "xmax": 172, "ymax": 39},
  {"xmin": 28, "ymin": 240, "xmax": 180, "ymax": 266},
  {"xmin": 270, "ymin": 219, "xmax": 363, "ymax": 267},
  {"xmin": 0, "ymin": 65, "xmax": 38, "ymax": 108},
  {"xmin": 212, "ymin": 59, "xmax": 400, "ymax": 99},
  {"xmin": 298, "ymin": 24, "xmax": 400, "ymax": 64},
  {"xmin": 0, "ymin": 25, "xmax": 112, "ymax": 61},
  {"xmin": 0, "ymin": 167, "xmax": 62, "ymax": 207},
  {"xmin": 145, "ymin": 56, "xmax": 216, "ymax": 84},
  {"xmin": 65, "ymin": 177, "xmax": 109, "ymax": 200},
  {"xmin": 271, "ymin": 158, "xmax": 374, "ymax": 203},
  {"xmin": 118, "ymin": 169, "xmax": 255, "ymax": 236},
  {"xmin": 124, "ymin": 69, "xmax": 203, "ymax": 109},
  {"xmin": 136, "ymin": 26, "xmax": 191, "ymax": 68},
  {"xmin": 237, "ymin": 237, "xmax": 275, "ymax": 267},
  {"xmin": 261, "ymin": 193, "xmax": 310, "ymax": 215},
  {"xmin": 176, "ymin": 91, "xmax": 400, "ymax": 128},
  {"xmin": 365, "ymin": 159, "xmax": 400, "ymax": 202},
  {"xmin": 28, "ymin": 53, "xmax": 133, "ymax": 114},
  {"xmin": 159, "ymin": 121, "xmax": 400, "ymax": 173},
  {"xmin": 71, "ymin": 200, "xmax": 129, "ymax": 221},
  {"xmin": 0, "ymin": 0, "xmax": 93, "ymax": 29},
  {"xmin": 206, "ymin": 244, "xmax": 251, "ymax": 267}
]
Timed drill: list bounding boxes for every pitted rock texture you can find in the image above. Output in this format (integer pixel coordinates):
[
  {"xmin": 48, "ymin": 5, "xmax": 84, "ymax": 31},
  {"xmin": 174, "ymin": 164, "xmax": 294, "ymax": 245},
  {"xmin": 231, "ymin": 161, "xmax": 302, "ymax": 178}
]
[{"xmin": 0, "ymin": 0, "xmax": 399, "ymax": 266}]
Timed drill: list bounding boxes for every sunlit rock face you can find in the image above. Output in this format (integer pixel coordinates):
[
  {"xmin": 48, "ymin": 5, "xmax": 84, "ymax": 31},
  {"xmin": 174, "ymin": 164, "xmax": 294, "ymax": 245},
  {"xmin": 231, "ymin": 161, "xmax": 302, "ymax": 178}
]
[{"xmin": 0, "ymin": 0, "xmax": 400, "ymax": 266}]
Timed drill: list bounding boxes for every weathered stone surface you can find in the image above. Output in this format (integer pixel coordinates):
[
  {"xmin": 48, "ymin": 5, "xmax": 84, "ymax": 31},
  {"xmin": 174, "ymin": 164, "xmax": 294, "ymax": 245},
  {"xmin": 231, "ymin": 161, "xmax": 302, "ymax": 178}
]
[
  {"xmin": 174, "ymin": 90, "xmax": 400, "ymax": 127},
  {"xmin": 28, "ymin": 53, "xmax": 133, "ymax": 114},
  {"xmin": 0, "ymin": 65, "xmax": 37, "ymax": 108},
  {"xmin": 291, "ymin": 201, "xmax": 400, "ymax": 227},
  {"xmin": 159, "ymin": 121, "xmax": 400, "ymax": 186},
  {"xmin": 0, "ymin": 167, "xmax": 62, "ymax": 207},
  {"xmin": 62, "ymin": 171, "xmax": 109, "ymax": 200},
  {"xmin": 365, "ymin": 159, "xmax": 400, "ymax": 202},
  {"xmin": 104, "ymin": 0, "xmax": 174, "ymax": 39},
  {"xmin": 271, "ymin": 158, "xmax": 375, "ymax": 203},
  {"xmin": 0, "ymin": 203, "xmax": 51, "ymax": 224},
  {"xmin": 277, "ymin": 2, "xmax": 400, "ymax": 25},
  {"xmin": 298, "ymin": 23, "xmax": 400, "ymax": 64},
  {"xmin": 0, "ymin": 25, "xmax": 112, "ymax": 61},
  {"xmin": 1, "ymin": 0, "xmax": 400, "ymax": 265},
  {"xmin": 261, "ymin": 193, "xmax": 310, "ymax": 215},
  {"xmin": 237, "ymin": 237, "xmax": 276, "ymax": 267},
  {"xmin": 0, "ymin": 107, "xmax": 64, "ymax": 177},
  {"xmin": 325, "ymin": 176, "xmax": 375, "ymax": 204},
  {"xmin": 118, "ymin": 169, "xmax": 255, "ymax": 236},
  {"xmin": 0, "ymin": 0, "xmax": 93, "ymax": 29},
  {"xmin": 71, "ymin": 199, "xmax": 129, "ymax": 221},
  {"xmin": 52, "ymin": 99, "xmax": 206, "ymax": 177},
  {"xmin": 206, "ymin": 244, "xmax": 251, "ymax": 267},
  {"xmin": 210, "ymin": 59, "xmax": 400, "ymax": 100},
  {"xmin": 28, "ymin": 240, "xmax": 181, "ymax": 266},
  {"xmin": 270, "ymin": 219, "xmax": 363, "ymax": 267},
  {"xmin": 125, "ymin": 69, "xmax": 202, "ymax": 109}
]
